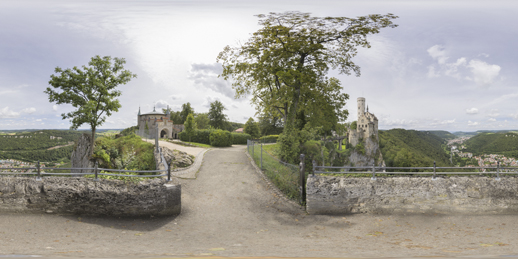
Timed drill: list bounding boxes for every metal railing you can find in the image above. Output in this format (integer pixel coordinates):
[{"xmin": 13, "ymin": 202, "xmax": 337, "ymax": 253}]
[
  {"xmin": 312, "ymin": 160, "xmax": 518, "ymax": 181},
  {"xmin": 0, "ymin": 161, "xmax": 176, "ymax": 182},
  {"xmin": 247, "ymin": 139, "xmax": 304, "ymax": 204}
]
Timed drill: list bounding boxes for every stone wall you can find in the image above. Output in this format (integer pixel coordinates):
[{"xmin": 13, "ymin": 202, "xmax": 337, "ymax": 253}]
[
  {"xmin": 306, "ymin": 175, "xmax": 518, "ymax": 215},
  {"xmin": 0, "ymin": 177, "xmax": 181, "ymax": 217}
]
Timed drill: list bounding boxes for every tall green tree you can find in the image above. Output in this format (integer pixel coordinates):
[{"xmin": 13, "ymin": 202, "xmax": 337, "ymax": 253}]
[
  {"xmin": 184, "ymin": 113, "xmax": 197, "ymax": 142},
  {"xmin": 180, "ymin": 103, "xmax": 194, "ymax": 124},
  {"xmin": 194, "ymin": 112, "xmax": 210, "ymax": 129},
  {"xmin": 45, "ymin": 55, "xmax": 136, "ymax": 156},
  {"xmin": 258, "ymin": 111, "xmax": 284, "ymax": 136},
  {"xmin": 244, "ymin": 117, "xmax": 260, "ymax": 139},
  {"xmin": 208, "ymin": 100, "xmax": 228, "ymax": 130},
  {"xmin": 218, "ymin": 11, "xmax": 397, "ymax": 162}
]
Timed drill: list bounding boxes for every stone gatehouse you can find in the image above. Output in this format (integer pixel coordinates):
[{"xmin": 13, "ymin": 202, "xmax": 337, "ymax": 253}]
[{"xmin": 137, "ymin": 106, "xmax": 182, "ymax": 139}]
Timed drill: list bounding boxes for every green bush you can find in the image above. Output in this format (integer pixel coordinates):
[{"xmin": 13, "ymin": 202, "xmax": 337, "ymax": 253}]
[
  {"xmin": 93, "ymin": 134, "xmax": 155, "ymax": 171},
  {"xmin": 231, "ymin": 133, "xmax": 251, "ymax": 144},
  {"xmin": 260, "ymin": 135, "xmax": 279, "ymax": 143},
  {"xmin": 210, "ymin": 129, "xmax": 233, "ymax": 147},
  {"xmin": 179, "ymin": 129, "xmax": 213, "ymax": 144}
]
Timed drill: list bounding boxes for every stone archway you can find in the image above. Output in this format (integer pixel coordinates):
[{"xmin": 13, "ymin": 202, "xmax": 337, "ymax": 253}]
[{"xmin": 160, "ymin": 129, "xmax": 168, "ymax": 138}]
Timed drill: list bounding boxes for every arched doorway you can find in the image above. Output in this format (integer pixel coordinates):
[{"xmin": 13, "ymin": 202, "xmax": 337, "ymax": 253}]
[{"xmin": 160, "ymin": 129, "xmax": 168, "ymax": 138}]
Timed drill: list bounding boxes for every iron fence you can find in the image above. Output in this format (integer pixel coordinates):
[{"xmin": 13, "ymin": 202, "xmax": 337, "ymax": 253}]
[
  {"xmin": 312, "ymin": 160, "xmax": 518, "ymax": 180},
  {"xmin": 247, "ymin": 140, "xmax": 305, "ymax": 204},
  {"xmin": 0, "ymin": 161, "xmax": 176, "ymax": 182}
]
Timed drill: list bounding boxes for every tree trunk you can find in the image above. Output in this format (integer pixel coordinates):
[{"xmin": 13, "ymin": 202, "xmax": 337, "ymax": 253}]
[{"xmin": 90, "ymin": 126, "xmax": 96, "ymax": 159}]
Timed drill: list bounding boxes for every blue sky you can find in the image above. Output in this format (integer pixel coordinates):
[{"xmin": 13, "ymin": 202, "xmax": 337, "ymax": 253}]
[{"xmin": 0, "ymin": 0, "xmax": 517, "ymax": 132}]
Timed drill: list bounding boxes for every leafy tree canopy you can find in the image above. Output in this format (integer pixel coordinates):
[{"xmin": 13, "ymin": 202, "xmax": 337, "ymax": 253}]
[
  {"xmin": 194, "ymin": 113, "xmax": 210, "ymax": 129},
  {"xmin": 180, "ymin": 103, "xmax": 194, "ymax": 124},
  {"xmin": 208, "ymin": 100, "xmax": 228, "ymax": 130},
  {"xmin": 218, "ymin": 11, "xmax": 397, "ymax": 129},
  {"xmin": 45, "ymin": 55, "xmax": 136, "ymax": 156},
  {"xmin": 244, "ymin": 117, "xmax": 260, "ymax": 139}
]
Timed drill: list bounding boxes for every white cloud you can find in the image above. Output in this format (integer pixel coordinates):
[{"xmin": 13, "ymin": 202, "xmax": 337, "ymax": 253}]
[
  {"xmin": 154, "ymin": 100, "xmax": 170, "ymax": 110},
  {"xmin": 468, "ymin": 120, "xmax": 479, "ymax": 126},
  {"xmin": 21, "ymin": 107, "xmax": 36, "ymax": 114},
  {"xmin": 53, "ymin": 105, "xmax": 58, "ymax": 111},
  {"xmin": 427, "ymin": 45, "xmax": 501, "ymax": 87},
  {"xmin": 0, "ymin": 107, "xmax": 20, "ymax": 119},
  {"xmin": 188, "ymin": 63, "xmax": 234, "ymax": 98},
  {"xmin": 36, "ymin": 119, "xmax": 42, "ymax": 122},
  {"xmin": 488, "ymin": 118, "xmax": 496, "ymax": 122},
  {"xmin": 466, "ymin": 59, "xmax": 501, "ymax": 87},
  {"xmin": 487, "ymin": 109, "xmax": 500, "ymax": 118},
  {"xmin": 429, "ymin": 119, "xmax": 456, "ymax": 126},
  {"xmin": 170, "ymin": 95, "xmax": 185, "ymax": 101},
  {"xmin": 466, "ymin": 108, "xmax": 478, "ymax": 114},
  {"xmin": 427, "ymin": 45, "xmax": 448, "ymax": 64},
  {"xmin": 379, "ymin": 118, "xmax": 420, "ymax": 127}
]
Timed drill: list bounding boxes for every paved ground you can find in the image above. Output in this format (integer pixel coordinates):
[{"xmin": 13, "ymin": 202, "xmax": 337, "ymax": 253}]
[
  {"xmin": 1, "ymin": 145, "xmax": 518, "ymax": 258},
  {"xmin": 143, "ymin": 139, "xmax": 206, "ymax": 157}
]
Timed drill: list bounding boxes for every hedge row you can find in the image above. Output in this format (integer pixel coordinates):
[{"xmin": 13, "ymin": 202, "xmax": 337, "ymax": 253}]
[
  {"xmin": 231, "ymin": 133, "xmax": 252, "ymax": 144},
  {"xmin": 260, "ymin": 135, "xmax": 279, "ymax": 143},
  {"xmin": 179, "ymin": 130, "xmax": 252, "ymax": 146}
]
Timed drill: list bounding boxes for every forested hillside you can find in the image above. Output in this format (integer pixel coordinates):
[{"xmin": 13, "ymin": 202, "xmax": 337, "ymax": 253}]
[
  {"xmin": 0, "ymin": 145, "xmax": 74, "ymax": 163},
  {"xmin": 379, "ymin": 129, "xmax": 450, "ymax": 168},
  {"xmin": 463, "ymin": 132, "xmax": 518, "ymax": 159},
  {"xmin": 429, "ymin": 130, "xmax": 456, "ymax": 140},
  {"xmin": 0, "ymin": 130, "xmax": 81, "ymax": 151}
]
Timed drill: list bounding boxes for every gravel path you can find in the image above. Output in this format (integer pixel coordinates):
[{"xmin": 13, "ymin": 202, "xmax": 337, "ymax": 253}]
[{"xmin": 1, "ymin": 145, "xmax": 518, "ymax": 258}]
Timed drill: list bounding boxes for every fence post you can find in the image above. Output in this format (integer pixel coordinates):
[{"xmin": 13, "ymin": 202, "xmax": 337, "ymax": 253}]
[
  {"xmin": 432, "ymin": 161, "xmax": 437, "ymax": 180},
  {"xmin": 260, "ymin": 142, "xmax": 263, "ymax": 170},
  {"xmin": 36, "ymin": 160, "xmax": 42, "ymax": 181},
  {"xmin": 94, "ymin": 161, "xmax": 99, "ymax": 181},
  {"xmin": 312, "ymin": 160, "xmax": 316, "ymax": 176},
  {"xmin": 371, "ymin": 164, "xmax": 376, "ymax": 180},
  {"xmin": 496, "ymin": 161, "xmax": 501, "ymax": 180},
  {"xmin": 299, "ymin": 154, "xmax": 306, "ymax": 205},
  {"xmin": 155, "ymin": 126, "xmax": 159, "ymax": 152},
  {"xmin": 167, "ymin": 160, "xmax": 172, "ymax": 182}
]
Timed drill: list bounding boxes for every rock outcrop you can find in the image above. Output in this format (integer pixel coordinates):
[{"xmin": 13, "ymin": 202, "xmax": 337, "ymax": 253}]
[
  {"xmin": 155, "ymin": 146, "xmax": 195, "ymax": 171},
  {"xmin": 70, "ymin": 133, "xmax": 94, "ymax": 174},
  {"xmin": 347, "ymin": 136, "xmax": 384, "ymax": 167}
]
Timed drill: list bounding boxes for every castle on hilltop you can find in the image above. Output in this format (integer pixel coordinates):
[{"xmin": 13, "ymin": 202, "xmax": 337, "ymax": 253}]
[
  {"xmin": 348, "ymin": 97, "xmax": 378, "ymax": 147},
  {"xmin": 137, "ymin": 106, "xmax": 184, "ymax": 139}
]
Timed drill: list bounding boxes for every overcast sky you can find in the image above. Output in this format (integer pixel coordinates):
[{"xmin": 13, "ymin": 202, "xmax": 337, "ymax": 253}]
[{"xmin": 1, "ymin": 0, "xmax": 517, "ymax": 132}]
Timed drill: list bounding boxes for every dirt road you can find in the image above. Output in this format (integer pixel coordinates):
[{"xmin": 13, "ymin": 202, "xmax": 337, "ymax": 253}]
[{"xmin": 1, "ymin": 145, "xmax": 517, "ymax": 258}]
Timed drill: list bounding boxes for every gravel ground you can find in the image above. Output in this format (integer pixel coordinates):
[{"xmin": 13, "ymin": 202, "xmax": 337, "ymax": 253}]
[{"xmin": 1, "ymin": 145, "xmax": 517, "ymax": 258}]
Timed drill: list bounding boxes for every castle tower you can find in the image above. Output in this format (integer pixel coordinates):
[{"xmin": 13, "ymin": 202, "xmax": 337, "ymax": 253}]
[{"xmin": 357, "ymin": 97, "xmax": 365, "ymax": 120}]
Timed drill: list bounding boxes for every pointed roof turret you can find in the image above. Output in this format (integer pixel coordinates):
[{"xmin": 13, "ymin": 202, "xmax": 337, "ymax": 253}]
[
  {"xmin": 138, "ymin": 106, "xmax": 141, "ymax": 115},
  {"xmin": 153, "ymin": 105, "xmax": 156, "ymax": 112}
]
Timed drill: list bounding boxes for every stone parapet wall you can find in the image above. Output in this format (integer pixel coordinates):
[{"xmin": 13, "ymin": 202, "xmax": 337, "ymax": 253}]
[
  {"xmin": 306, "ymin": 175, "xmax": 518, "ymax": 215},
  {"xmin": 0, "ymin": 177, "xmax": 180, "ymax": 217}
]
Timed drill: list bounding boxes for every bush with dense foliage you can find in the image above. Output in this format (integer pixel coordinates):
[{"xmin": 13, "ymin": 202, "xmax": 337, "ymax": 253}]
[
  {"xmin": 93, "ymin": 134, "xmax": 155, "ymax": 171},
  {"xmin": 231, "ymin": 133, "xmax": 251, "ymax": 144},
  {"xmin": 120, "ymin": 126, "xmax": 138, "ymax": 136},
  {"xmin": 210, "ymin": 129, "xmax": 233, "ymax": 147},
  {"xmin": 259, "ymin": 135, "xmax": 279, "ymax": 143},
  {"xmin": 179, "ymin": 129, "xmax": 213, "ymax": 144}
]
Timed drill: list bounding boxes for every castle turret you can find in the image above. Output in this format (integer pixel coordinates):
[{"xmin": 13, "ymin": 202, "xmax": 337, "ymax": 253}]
[{"xmin": 357, "ymin": 97, "xmax": 365, "ymax": 120}]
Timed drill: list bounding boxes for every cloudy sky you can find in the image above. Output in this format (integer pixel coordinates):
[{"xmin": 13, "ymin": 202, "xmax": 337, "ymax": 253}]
[{"xmin": 1, "ymin": 0, "xmax": 517, "ymax": 132}]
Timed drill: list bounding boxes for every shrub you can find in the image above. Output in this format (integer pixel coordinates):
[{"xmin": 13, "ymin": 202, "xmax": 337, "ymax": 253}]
[
  {"xmin": 231, "ymin": 133, "xmax": 251, "ymax": 144},
  {"xmin": 260, "ymin": 135, "xmax": 279, "ymax": 143},
  {"xmin": 210, "ymin": 129, "xmax": 233, "ymax": 147},
  {"xmin": 179, "ymin": 129, "xmax": 213, "ymax": 144}
]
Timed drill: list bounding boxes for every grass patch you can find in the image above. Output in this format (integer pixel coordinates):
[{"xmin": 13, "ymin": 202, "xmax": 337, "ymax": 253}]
[
  {"xmin": 167, "ymin": 140, "xmax": 211, "ymax": 148},
  {"xmin": 248, "ymin": 143, "xmax": 299, "ymax": 201}
]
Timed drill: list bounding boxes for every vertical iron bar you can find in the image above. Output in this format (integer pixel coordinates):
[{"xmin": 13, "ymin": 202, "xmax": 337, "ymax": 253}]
[
  {"xmin": 94, "ymin": 161, "xmax": 99, "ymax": 181},
  {"xmin": 496, "ymin": 161, "xmax": 501, "ymax": 180},
  {"xmin": 260, "ymin": 142, "xmax": 263, "ymax": 170},
  {"xmin": 167, "ymin": 160, "xmax": 172, "ymax": 182},
  {"xmin": 299, "ymin": 154, "xmax": 306, "ymax": 205},
  {"xmin": 36, "ymin": 160, "xmax": 41, "ymax": 181},
  {"xmin": 433, "ymin": 161, "xmax": 436, "ymax": 180},
  {"xmin": 371, "ymin": 164, "xmax": 376, "ymax": 180}
]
